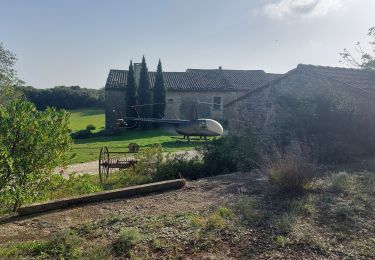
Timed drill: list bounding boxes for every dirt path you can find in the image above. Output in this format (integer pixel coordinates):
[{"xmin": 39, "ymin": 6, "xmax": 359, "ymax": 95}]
[
  {"xmin": 0, "ymin": 171, "xmax": 263, "ymax": 244},
  {"xmin": 57, "ymin": 150, "xmax": 199, "ymax": 177}
]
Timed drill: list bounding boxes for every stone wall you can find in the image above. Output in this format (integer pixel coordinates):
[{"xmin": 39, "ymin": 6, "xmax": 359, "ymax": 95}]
[
  {"xmin": 105, "ymin": 89, "xmax": 127, "ymax": 129},
  {"xmin": 227, "ymin": 70, "xmax": 375, "ymax": 147},
  {"xmin": 164, "ymin": 90, "xmax": 246, "ymax": 120},
  {"xmin": 105, "ymin": 88, "xmax": 246, "ymax": 129}
]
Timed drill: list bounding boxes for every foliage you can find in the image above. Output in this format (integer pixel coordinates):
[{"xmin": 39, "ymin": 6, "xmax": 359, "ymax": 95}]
[
  {"xmin": 277, "ymin": 93, "xmax": 375, "ymax": 163},
  {"xmin": 340, "ymin": 27, "xmax": 375, "ymax": 70},
  {"xmin": 198, "ymin": 135, "xmax": 260, "ymax": 176},
  {"xmin": 155, "ymin": 153, "xmax": 205, "ymax": 180},
  {"xmin": 138, "ymin": 56, "xmax": 153, "ymax": 129},
  {"xmin": 17, "ymin": 85, "xmax": 105, "ymax": 110},
  {"xmin": 0, "ymin": 99, "xmax": 72, "ymax": 211},
  {"xmin": 115, "ymin": 227, "xmax": 142, "ymax": 254},
  {"xmin": 44, "ymin": 229, "xmax": 82, "ymax": 258},
  {"xmin": 86, "ymin": 124, "xmax": 96, "ymax": 131},
  {"xmin": 0, "ymin": 43, "xmax": 22, "ymax": 106},
  {"xmin": 152, "ymin": 59, "xmax": 166, "ymax": 118},
  {"xmin": 265, "ymin": 150, "xmax": 316, "ymax": 193},
  {"xmin": 126, "ymin": 60, "xmax": 138, "ymax": 118}
]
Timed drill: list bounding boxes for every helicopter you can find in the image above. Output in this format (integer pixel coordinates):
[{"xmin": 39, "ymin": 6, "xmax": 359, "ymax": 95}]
[{"xmin": 115, "ymin": 103, "xmax": 224, "ymax": 141}]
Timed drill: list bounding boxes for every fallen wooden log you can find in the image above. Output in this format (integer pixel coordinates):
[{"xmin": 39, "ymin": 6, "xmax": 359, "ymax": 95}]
[{"xmin": 17, "ymin": 179, "xmax": 186, "ymax": 216}]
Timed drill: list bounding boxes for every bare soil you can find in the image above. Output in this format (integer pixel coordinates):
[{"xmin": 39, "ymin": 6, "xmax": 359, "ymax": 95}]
[{"xmin": 0, "ymin": 171, "xmax": 259, "ymax": 244}]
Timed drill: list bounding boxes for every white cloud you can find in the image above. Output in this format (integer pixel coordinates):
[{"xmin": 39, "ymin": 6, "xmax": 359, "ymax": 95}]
[{"xmin": 257, "ymin": 0, "xmax": 348, "ymax": 20}]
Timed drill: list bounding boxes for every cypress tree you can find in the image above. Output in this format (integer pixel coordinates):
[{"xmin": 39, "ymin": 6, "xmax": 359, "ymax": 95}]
[
  {"xmin": 138, "ymin": 56, "xmax": 153, "ymax": 129},
  {"xmin": 126, "ymin": 60, "xmax": 138, "ymax": 118},
  {"xmin": 152, "ymin": 59, "xmax": 166, "ymax": 119}
]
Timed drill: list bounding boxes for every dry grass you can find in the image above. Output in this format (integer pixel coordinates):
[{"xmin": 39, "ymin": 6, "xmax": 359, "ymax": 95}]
[{"xmin": 265, "ymin": 151, "xmax": 316, "ymax": 192}]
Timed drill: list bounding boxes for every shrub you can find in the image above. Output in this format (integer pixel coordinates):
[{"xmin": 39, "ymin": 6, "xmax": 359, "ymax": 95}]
[
  {"xmin": 0, "ymin": 99, "xmax": 72, "ymax": 212},
  {"xmin": 155, "ymin": 153, "xmax": 205, "ymax": 180},
  {"xmin": 115, "ymin": 227, "xmax": 142, "ymax": 253},
  {"xmin": 266, "ymin": 151, "xmax": 316, "ymax": 193},
  {"xmin": 198, "ymin": 135, "xmax": 260, "ymax": 176},
  {"xmin": 86, "ymin": 124, "xmax": 96, "ymax": 131},
  {"xmin": 71, "ymin": 129, "xmax": 93, "ymax": 139}
]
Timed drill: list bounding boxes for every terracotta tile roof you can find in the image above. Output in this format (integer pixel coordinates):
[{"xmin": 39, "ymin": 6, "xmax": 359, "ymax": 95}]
[
  {"xmin": 225, "ymin": 64, "xmax": 375, "ymax": 107},
  {"xmin": 105, "ymin": 68, "xmax": 281, "ymax": 91}
]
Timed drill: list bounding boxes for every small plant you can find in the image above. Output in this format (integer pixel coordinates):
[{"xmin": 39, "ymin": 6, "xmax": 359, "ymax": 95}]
[
  {"xmin": 86, "ymin": 124, "xmax": 96, "ymax": 131},
  {"xmin": 45, "ymin": 229, "xmax": 82, "ymax": 258},
  {"xmin": 115, "ymin": 227, "xmax": 142, "ymax": 254},
  {"xmin": 277, "ymin": 213, "xmax": 295, "ymax": 234},
  {"xmin": 330, "ymin": 172, "xmax": 350, "ymax": 193},
  {"xmin": 275, "ymin": 235, "xmax": 290, "ymax": 248},
  {"xmin": 234, "ymin": 195, "xmax": 263, "ymax": 226},
  {"xmin": 266, "ymin": 151, "xmax": 316, "ymax": 193},
  {"xmin": 206, "ymin": 213, "xmax": 225, "ymax": 230},
  {"xmin": 216, "ymin": 207, "xmax": 235, "ymax": 220}
]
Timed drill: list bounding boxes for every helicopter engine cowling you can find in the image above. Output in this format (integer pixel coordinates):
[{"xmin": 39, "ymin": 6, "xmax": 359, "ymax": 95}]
[{"xmin": 175, "ymin": 119, "xmax": 224, "ymax": 137}]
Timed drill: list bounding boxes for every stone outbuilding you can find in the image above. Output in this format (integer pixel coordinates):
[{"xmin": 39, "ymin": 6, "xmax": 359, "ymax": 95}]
[
  {"xmin": 225, "ymin": 64, "xmax": 375, "ymax": 146},
  {"xmin": 104, "ymin": 64, "xmax": 280, "ymax": 129}
]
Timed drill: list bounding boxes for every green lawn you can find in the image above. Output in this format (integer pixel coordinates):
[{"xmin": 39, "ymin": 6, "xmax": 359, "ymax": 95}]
[
  {"xmin": 69, "ymin": 108, "xmax": 105, "ymax": 132},
  {"xmin": 68, "ymin": 129, "xmax": 203, "ymax": 164},
  {"xmin": 67, "ymin": 108, "xmax": 205, "ymax": 164}
]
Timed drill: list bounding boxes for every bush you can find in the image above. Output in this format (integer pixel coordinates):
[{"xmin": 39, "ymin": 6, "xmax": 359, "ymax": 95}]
[
  {"xmin": 198, "ymin": 135, "xmax": 260, "ymax": 176},
  {"xmin": 265, "ymin": 151, "xmax": 316, "ymax": 193},
  {"xmin": 86, "ymin": 124, "xmax": 96, "ymax": 131},
  {"xmin": 155, "ymin": 153, "xmax": 205, "ymax": 180},
  {"xmin": 71, "ymin": 129, "xmax": 93, "ymax": 139},
  {"xmin": 0, "ymin": 100, "xmax": 72, "ymax": 212},
  {"xmin": 115, "ymin": 227, "xmax": 142, "ymax": 254}
]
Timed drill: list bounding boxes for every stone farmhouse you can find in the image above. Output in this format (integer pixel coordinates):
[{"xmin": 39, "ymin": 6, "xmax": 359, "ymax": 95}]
[
  {"xmin": 104, "ymin": 63, "xmax": 280, "ymax": 129},
  {"xmin": 225, "ymin": 64, "xmax": 375, "ymax": 147}
]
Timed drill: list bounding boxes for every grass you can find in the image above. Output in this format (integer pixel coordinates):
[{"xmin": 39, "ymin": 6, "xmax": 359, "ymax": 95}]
[
  {"xmin": 1, "ymin": 169, "xmax": 375, "ymax": 259},
  {"xmin": 68, "ymin": 108, "xmax": 105, "ymax": 132},
  {"xmin": 67, "ymin": 108, "xmax": 204, "ymax": 164},
  {"xmin": 69, "ymin": 129, "xmax": 204, "ymax": 164}
]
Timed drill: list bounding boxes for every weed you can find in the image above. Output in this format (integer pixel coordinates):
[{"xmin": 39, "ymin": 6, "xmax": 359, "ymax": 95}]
[
  {"xmin": 330, "ymin": 172, "xmax": 351, "ymax": 193},
  {"xmin": 234, "ymin": 195, "xmax": 263, "ymax": 226},
  {"xmin": 277, "ymin": 213, "xmax": 295, "ymax": 234},
  {"xmin": 107, "ymin": 212, "xmax": 127, "ymax": 224},
  {"xmin": 206, "ymin": 213, "xmax": 225, "ymax": 230},
  {"xmin": 216, "ymin": 207, "xmax": 235, "ymax": 220},
  {"xmin": 275, "ymin": 235, "xmax": 291, "ymax": 248},
  {"xmin": 45, "ymin": 229, "xmax": 82, "ymax": 258},
  {"xmin": 190, "ymin": 215, "xmax": 206, "ymax": 229},
  {"xmin": 115, "ymin": 227, "xmax": 142, "ymax": 254}
]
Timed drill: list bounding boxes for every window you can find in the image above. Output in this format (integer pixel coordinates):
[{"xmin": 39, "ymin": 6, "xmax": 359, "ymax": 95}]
[{"xmin": 213, "ymin": 97, "xmax": 222, "ymax": 110}]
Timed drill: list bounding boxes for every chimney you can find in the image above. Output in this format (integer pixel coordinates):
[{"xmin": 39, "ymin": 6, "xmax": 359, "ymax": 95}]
[
  {"xmin": 133, "ymin": 63, "xmax": 142, "ymax": 85},
  {"xmin": 218, "ymin": 66, "xmax": 222, "ymax": 71}
]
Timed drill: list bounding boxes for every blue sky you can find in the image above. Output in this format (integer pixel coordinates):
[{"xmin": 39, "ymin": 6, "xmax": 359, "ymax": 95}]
[{"xmin": 1, "ymin": 0, "xmax": 374, "ymax": 89}]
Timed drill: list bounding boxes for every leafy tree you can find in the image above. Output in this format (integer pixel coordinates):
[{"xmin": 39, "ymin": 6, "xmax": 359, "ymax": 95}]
[
  {"xmin": 137, "ymin": 56, "xmax": 153, "ymax": 129},
  {"xmin": 16, "ymin": 85, "xmax": 105, "ymax": 110},
  {"xmin": 0, "ymin": 43, "xmax": 22, "ymax": 106},
  {"xmin": 0, "ymin": 100, "xmax": 72, "ymax": 212},
  {"xmin": 340, "ymin": 27, "xmax": 375, "ymax": 70},
  {"xmin": 126, "ymin": 60, "xmax": 138, "ymax": 117},
  {"xmin": 152, "ymin": 59, "xmax": 166, "ymax": 118}
]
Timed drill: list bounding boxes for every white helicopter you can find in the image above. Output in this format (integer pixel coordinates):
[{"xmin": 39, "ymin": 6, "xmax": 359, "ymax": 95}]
[{"xmin": 116, "ymin": 103, "xmax": 224, "ymax": 141}]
